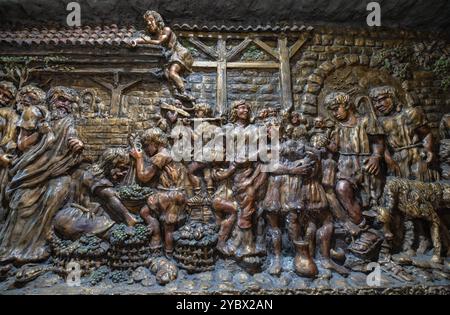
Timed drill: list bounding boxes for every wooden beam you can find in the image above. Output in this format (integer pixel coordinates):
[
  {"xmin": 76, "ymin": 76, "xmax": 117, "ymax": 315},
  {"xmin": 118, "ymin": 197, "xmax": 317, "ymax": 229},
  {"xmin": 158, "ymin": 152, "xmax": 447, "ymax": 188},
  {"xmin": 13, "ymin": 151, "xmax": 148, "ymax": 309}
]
[
  {"xmin": 289, "ymin": 35, "xmax": 309, "ymax": 59},
  {"xmin": 188, "ymin": 37, "xmax": 218, "ymax": 60},
  {"xmin": 192, "ymin": 61, "xmax": 279, "ymax": 69},
  {"xmin": 278, "ymin": 36, "xmax": 293, "ymax": 112},
  {"xmin": 227, "ymin": 61, "xmax": 279, "ymax": 69},
  {"xmin": 192, "ymin": 61, "xmax": 218, "ymax": 68},
  {"xmin": 216, "ymin": 38, "xmax": 227, "ymax": 117},
  {"xmin": 252, "ymin": 38, "xmax": 279, "ymax": 60},
  {"xmin": 225, "ymin": 37, "xmax": 252, "ymax": 61}
]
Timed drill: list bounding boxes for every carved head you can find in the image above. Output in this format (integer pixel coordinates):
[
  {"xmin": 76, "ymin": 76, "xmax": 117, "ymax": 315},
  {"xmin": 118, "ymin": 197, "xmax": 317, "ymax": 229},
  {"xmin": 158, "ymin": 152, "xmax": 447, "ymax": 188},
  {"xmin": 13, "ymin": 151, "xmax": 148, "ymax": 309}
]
[
  {"xmin": 194, "ymin": 103, "xmax": 212, "ymax": 118},
  {"xmin": 16, "ymin": 85, "xmax": 46, "ymax": 113},
  {"xmin": 143, "ymin": 10, "xmax": 165, "ymax": 33},
  {"xmin": 91, "ymin": 148, "xmax": 130, "ymax": 183},
  {"xmin": 324, "ymin": 92, "xmax": 352, "ymax": 122},
  {"xmin": 141, "ymin": 127, "xmax": 168, "ymax": 156},
  {"xmin": 314, "ymin": 116, "xmax": 326, "ymax": 129},
  {"xmin": 229, "ymin": 100, "xmax": 251, "ymax": 124},
  {"xmin": 0, "ymin": 81, "xmax": 17, "ymax": 107},
  {"xmin": 369, "ymin": 86, "xmax": 397, "ymax": 116},
  {"xmin": 46, "ymin": 86, "xmax": 79, "ymax": 119},
  {"xmin": 290, "ymin": 111, "xmax": 307, "ymax": 126},
  {"xmin": 17, "ymin": 106, "xmax": 50, "ymax": 150}
]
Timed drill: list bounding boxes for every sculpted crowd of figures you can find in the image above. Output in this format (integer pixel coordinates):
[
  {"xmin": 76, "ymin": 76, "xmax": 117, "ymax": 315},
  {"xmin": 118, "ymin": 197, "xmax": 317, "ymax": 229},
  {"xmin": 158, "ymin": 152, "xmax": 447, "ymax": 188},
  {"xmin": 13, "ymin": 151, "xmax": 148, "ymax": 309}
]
[{"xmin": 0, "ymin": 11, "xmax": 449, "ymax": 286}]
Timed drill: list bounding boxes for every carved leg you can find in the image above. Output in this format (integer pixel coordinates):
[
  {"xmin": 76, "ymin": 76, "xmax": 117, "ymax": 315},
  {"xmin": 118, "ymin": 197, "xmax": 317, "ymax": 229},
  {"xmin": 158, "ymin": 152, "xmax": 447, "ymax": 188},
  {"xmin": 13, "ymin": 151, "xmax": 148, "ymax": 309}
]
[
  {"xmin": 428, "ymin": 213, "xmax": 443, "ymax": 264},
  {"xmin": 305, "ymin": 219, "xmax": 317, "ymax": 259},
  {"xmin": 164, "ymin": 223, "xmax": 175, "ymax": 257},
  {"xmin": 168, "ymin": 63, "xmax": 185, "ymax": 94},
  {"xmin": 140, "ymin": 205, "xmax": 162, "ymax": 250},
  {"xmin": 335, "ymin": 179, "xmax": 362, "ymax": 225},
  {"xmin": 402, "ymin": 219, "xmax": 416, "ymax": 256},
  {"xmin": 318, "ymin": 211, "xmax": 350, "ymax": 276},
  {"xmin": 286, "ymin": 210, "xmax": 300, "ymax": 242},
  {"xmin": 212, "ymin": 197, "xmax": 237, "ymax": 255},
  {"xmin": 266, "ymin": 212, "xmax": 282, "ymax": 276}
]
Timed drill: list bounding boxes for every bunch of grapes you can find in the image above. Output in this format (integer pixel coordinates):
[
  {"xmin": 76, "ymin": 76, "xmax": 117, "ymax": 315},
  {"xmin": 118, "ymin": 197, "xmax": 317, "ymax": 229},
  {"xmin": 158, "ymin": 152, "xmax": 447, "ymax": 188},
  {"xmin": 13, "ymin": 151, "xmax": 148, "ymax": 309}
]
[
  {"xmin": 133, "ymin": 224, "xmax": 150, "ymax": 243},
  {"xmin": 117, "ymin": 185, "xmax": 153, "ymax": 201},
  {"xmin": 74, "ymin": 235, "xmax": 109, "ymax": 257},
  {"xmin": 89, "ymin": 266, "xmax": 110, "ymax": 286},
  {"xmin": 109, "ymin": 223, "xmax": 150, "ymax": 246},
  {"xmin": 110, "ymin": 270, "xmax": 130, "ymax": 283}
]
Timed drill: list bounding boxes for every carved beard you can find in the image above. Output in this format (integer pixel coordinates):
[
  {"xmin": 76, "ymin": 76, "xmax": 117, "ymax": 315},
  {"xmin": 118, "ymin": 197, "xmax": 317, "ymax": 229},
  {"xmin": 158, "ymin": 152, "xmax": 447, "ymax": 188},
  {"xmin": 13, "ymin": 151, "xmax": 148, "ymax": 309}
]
[{"xmin": 51, "ymin": 107, "xmax": 70, "ymax": 120}]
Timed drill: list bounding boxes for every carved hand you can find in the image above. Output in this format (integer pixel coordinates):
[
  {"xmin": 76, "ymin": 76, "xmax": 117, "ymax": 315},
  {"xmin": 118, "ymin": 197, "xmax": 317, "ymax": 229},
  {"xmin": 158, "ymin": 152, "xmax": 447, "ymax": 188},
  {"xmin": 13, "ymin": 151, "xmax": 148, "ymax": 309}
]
[
  {"xmin": 0, "ymin": 154, "xmax": 13, "ymax": 167},
  {"xmin": 291, "ymin": 161, "xmax": 314, "ymax": 176},
  {"xmin": 68, "ymin": 138, "xmax": 84, "ymax": 153},
  {"xmin": 425, "ymin": 151, "xmax": 434, "ymax": 165},
  {"xmin": 365, "ymin": 156, "xmax": 381, "ymax": 175},
  {"xmin": 130, "ymin": 147, "xmax": 143, "ymax": 160}
]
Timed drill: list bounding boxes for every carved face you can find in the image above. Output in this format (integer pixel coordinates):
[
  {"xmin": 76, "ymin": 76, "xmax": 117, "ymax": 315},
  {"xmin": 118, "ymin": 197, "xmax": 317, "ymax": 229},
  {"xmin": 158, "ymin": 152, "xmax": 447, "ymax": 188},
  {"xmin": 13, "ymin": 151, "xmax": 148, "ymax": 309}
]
[
  {"xmin": 314, "ymin": 116, "xmax": 325, "ymax": 129},
  {"xmin": 17, "ymin": 91, "xmax": 41, "ymax": 109},
  {"xmin": 374, "ymin": 95, "xmax": 394, "ymax": 116},
  {"xmin": 196, "ymin": 109, "xmax": 206, "ymax": 118},
  {"xmin": 236, "ymin": 104, "xmax": 249, "ymax": 122},
  {"xmin": 144, "ymin": 141, "xmax": 158, "ymax": 157},
  {"xmin": 110, "ymin": 160, "xmax": 130, "ymax": 183},
  {"xmin": 53, "ymin": 95, "xmax": 72, "ymax": 112},
  {"xmin": 0, "ymin": 87, "xmax": 13, "ymax": 107},
  {"xmin": 290, "ymin": 113, "xmax": 300, "ymax": 125},
  {"xmin": 145, "ymin": 16, "xmax": 158, "ymax": 33},
  {"xmin": 331, "ymin": 102, "xmax": 349, "ymax": 122}
]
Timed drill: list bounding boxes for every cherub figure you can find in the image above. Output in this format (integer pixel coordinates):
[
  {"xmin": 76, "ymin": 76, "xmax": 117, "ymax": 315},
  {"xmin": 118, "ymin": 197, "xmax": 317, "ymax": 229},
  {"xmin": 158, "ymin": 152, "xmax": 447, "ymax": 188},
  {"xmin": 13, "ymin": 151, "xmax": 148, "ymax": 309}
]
[{"xmin": 130, "ymin": 11, "xmax": 194, "ymax": 102}]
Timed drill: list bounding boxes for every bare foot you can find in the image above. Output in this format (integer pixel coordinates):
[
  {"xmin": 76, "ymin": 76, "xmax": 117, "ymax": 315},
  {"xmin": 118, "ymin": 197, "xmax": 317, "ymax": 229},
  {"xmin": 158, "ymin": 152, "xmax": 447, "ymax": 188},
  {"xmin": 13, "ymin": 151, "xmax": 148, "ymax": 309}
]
[
  {"xmin": 268, "ymin": 256, "xmax": 282, "ymax": 276},
  {"xmin": 322, "ymin": 259, "xmax": 350, "ymax": 276}
]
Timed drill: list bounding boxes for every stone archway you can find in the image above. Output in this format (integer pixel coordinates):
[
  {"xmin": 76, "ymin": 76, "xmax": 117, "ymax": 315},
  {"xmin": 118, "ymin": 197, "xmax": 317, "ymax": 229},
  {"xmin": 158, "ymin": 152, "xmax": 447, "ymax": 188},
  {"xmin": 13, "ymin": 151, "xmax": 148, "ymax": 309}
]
[{"xmin": 299, "ymin": 53, "xmax": 376, "ymax": 116}]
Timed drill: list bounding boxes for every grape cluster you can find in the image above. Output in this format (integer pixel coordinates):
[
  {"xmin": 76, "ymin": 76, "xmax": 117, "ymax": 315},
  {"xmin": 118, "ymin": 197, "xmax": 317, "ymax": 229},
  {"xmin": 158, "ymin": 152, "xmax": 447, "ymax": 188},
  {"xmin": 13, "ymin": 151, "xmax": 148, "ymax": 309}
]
[
  {"xmin": 117, "ymin": 185, "xmax": 153, "ymax": 201},
  {"xmin": 110, "ymin": 270, "xmax": 130, "ymax": 283},
  {"xmin": 49, "ymin": 232, "xmax": 73, "ymax": 256},
  {"xmin": 74, "ymin": 235, "xmax": 109, "ymax": 258},
  {"xmin": 109, "ymin": 223, "xmax": 151, "ymax": 246},
  {"xmin": 89, "ymin": 266, "xmax": 110, "ymax": 286}
]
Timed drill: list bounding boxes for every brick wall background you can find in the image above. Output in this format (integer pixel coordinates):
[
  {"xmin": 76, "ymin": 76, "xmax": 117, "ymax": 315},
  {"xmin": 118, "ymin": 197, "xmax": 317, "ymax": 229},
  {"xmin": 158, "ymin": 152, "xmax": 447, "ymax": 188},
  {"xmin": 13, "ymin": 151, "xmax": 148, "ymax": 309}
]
[{"xmin": 39, "ymin": 29, "xmax": 449, "ymax": 160}]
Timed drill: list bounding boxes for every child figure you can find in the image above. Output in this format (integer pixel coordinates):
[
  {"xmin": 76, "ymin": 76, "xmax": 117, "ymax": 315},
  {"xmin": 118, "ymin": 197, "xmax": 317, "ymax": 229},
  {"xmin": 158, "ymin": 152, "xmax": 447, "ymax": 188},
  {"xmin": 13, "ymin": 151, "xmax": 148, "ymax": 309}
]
[
  {"xmin": 284, "ymin": 110, "xmax": 309, "ymax": 141},
  {"xmin": 131, "ymin": 11, "xmax": 194, "ymax": 102},
  {"xmin": 187, "ymin": 103, "xmax": 222, "ymax": 202},
  {"xmin": 130, "ymin": 127, "xmax": 188, "ymax": 256}
]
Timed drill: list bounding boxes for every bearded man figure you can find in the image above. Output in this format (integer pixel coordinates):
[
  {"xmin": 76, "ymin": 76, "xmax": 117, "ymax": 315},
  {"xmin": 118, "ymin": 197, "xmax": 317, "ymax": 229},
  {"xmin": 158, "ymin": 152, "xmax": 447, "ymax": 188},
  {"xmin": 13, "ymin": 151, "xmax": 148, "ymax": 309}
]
[{"xmin": 0, "ymin": 86, "xmax": 84, "ymax": 265}]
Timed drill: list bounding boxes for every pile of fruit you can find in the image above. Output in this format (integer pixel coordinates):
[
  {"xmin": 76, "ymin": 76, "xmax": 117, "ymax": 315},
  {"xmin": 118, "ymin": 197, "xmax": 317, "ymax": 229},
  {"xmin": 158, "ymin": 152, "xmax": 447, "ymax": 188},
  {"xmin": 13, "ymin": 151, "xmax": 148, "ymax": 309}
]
[
  {"xmin": 49, "ymin": 232, "xmax": 110, "ymax": 272},
  {"xmin": 173, "ymin": 221, "xmax": 218, "ymax": 273},
  {"xmin": 117, "ymin": 184, "xmax": 153, "ymax": 201},
  {"xmin": 109, "ymin": 223, "xmax": 156, "ymax": 270}
]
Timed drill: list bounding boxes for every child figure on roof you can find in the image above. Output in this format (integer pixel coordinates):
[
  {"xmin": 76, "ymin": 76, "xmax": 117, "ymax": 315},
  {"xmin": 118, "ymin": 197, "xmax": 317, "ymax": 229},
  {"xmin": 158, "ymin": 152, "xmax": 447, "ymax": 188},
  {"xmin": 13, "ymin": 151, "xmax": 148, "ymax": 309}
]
[{"xmin": 130, "ymin": 11, "xmax": 194, "ymax": 103}]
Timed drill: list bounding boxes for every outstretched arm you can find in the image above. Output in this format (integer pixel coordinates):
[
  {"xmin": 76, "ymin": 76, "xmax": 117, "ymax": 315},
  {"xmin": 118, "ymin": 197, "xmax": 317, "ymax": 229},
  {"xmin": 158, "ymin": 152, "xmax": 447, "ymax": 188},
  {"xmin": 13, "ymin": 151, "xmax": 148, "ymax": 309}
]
[
  {"xmin": 130, "ymin": 148, "xmax": 158, "ymax": 183},
  {"xmin": 95, "ymin": 187, "xmax": 136, "ymax": 226}
]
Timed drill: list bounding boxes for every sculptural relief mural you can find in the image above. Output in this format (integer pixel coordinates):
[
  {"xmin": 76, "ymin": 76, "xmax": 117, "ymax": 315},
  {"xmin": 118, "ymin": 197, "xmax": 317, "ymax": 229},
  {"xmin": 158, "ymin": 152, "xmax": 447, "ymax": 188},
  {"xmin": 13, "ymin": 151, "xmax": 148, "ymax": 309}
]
[{"xmin": 0, "ymin": 8, "xmax": 449, "ymax": 295}]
